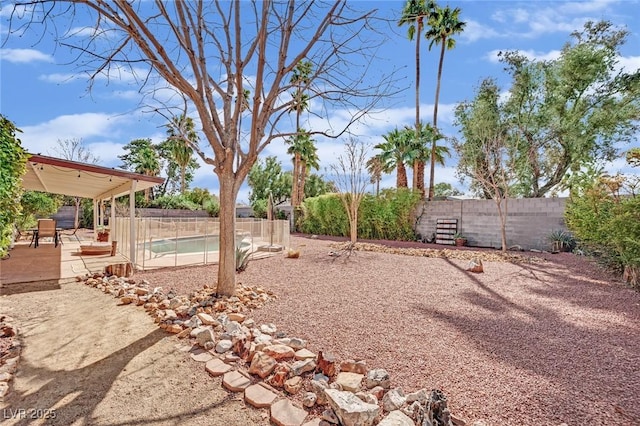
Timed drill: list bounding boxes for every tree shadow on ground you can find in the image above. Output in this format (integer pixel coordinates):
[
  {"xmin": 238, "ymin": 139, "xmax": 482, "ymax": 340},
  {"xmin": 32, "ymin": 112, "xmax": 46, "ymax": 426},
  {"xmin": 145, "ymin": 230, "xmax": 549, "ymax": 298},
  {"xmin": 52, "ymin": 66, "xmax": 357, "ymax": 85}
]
[{"xmin": 410, "ymin": 257, "xmax": 640, "ymax": 424}]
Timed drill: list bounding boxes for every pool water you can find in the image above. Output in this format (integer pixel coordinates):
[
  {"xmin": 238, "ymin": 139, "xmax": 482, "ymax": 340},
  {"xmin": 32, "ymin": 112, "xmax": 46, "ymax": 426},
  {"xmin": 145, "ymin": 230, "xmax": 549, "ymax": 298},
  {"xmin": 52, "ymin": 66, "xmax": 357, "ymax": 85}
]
[{"xmin": 144, "ymin": 235, "xmax": 250, "ymax": 254}]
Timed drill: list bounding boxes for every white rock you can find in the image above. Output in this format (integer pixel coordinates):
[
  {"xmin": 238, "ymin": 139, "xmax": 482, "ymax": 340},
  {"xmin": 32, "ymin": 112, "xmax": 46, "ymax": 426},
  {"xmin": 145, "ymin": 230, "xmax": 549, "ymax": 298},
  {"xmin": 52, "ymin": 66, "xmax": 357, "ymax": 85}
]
[
  {"xmin": 382, "ymin": 388, "xmax": 406, "ymax": 412},
  {"xmin": 378, "ymin": 410, "xmax": 415, "ymax": 426},
  {"xmin": 260, "ymin": 323, "xmax": 277, "ymax": 334},
  {"xmin": 324, "ymin": 389, "xmax": 380, "ymax": 426},
  {"xmin": 215, "ymin": 339, "xmax": 233, "ymax": 353},
  {"xmin": 196, "ymin": 328, "xmax": 215, "ymax": 347},
  {"xmin": 365, "ymin": 368, "xmax": 390, "ymax": 389}
]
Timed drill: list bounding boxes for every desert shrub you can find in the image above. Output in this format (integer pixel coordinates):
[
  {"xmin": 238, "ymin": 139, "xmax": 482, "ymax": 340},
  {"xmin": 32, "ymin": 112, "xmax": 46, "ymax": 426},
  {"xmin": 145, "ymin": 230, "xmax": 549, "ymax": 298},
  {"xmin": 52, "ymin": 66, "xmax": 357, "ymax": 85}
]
[
  {"xmin": 566, "ymin": 174, "xmax": 640, "ymax": 287},
  {"xmin": 299, "ymin": 188, "xmax": 420, "ymax": 241}
]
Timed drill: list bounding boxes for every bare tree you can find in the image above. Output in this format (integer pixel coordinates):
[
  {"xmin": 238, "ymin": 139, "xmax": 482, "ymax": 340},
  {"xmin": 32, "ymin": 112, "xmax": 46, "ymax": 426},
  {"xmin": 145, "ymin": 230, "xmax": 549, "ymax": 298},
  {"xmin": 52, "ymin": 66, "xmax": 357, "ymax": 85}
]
[
  {"xmin": 7, "ymin": 1, "xmax": 401, "ymax": 295},
  {"xmin": 330, "ymin": 138, "xmax": 369, "ymax": 245},
  {"xmin": 51, "ymin": 138, "xmax": 99, "ymax": 230}
]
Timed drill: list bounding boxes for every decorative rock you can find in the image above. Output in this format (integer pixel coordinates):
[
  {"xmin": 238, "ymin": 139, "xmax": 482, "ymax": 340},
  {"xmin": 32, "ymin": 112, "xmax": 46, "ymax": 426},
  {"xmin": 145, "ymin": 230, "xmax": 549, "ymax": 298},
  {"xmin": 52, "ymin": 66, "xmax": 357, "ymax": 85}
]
[
  {"xmin": 0, "ymin": 372, "xmax": 11, "ymax": 382},
  {"xmin": 451, "ymin": 414, "xmax": 467, "ymax": 426},
  {"xmin": 317, "ymin": 351, "xmax": 337, "ymax": 377},
  {"xmin": 302, "ymin": 392, "xmax": 318, "ymax": 408},
  {"xmin": 284, "ymin": 376, "xmax": 304, "ymax": 395},
  {"xmin": 288, "ymin": 337, "xmax": 307, "ymax": 350},
  {"xmin": 324, "ymin": 389, "xmax": 380, "ymax": 426},
  {"xmin": 268, "ymin": 363, "xmax": 292, "ymax": 388},
  {"xmin": 222, "ymin": 371, "xmax": 251, "ymax": 392},
  {"xmin": 321, "ymin": 409, "xmax": 340, "ymax": 424},
  {"xmin": 406, "ymin": 389, "xmax": 428, "ymax": 404},
  {"xmin": 369, "ymin": 386, "xmax": 385, "ymax": 400},
  {"xmin": 260, "ymin": 323, "xmax": 277, "ymax": 334},
  {"xmin": 466, "ymin": 257, "xmax": 484, "ymax": 273},
  {"xmin": 291, "ymin": 359, "xmax": 316, "ymax": 377},
  {"xmin": 228, "ymin": 312, "xmax": 246, "ymax": 322},
  {"xmin": 223, "ymin": 353, "xmax": 241, "ymax": 363},
  {"xmin": 355, "ymin": 391, "xmax": 378, "ymax": 405},
  {"xmin": 365, "ymin": 369, "xmax": 391, "ymax": 389},
  {"xmin": 295, "ymin": 348, "xmax": 316, "ymax": 361},
  {"xmin": 215, "ymin": 339, "xmax": 233, "ymax": 354},
  {"xmin": 302, "ymin": 420, "xmax": 323, "ymax": 426},
  {"xmin": 415, "ymin": 389, "xmax": 453, "ymax": 426},
  {"xmin": 195, "ymin": 328, "xmax": 215, "ymax": 347},
  {"xmin": 244, "ymin": 383, "xmax": 278, "ymax": 408},
  {"xmin": 176, "ymin": 327, "xmax": 192, "ymax": 339},
  {"xmin": 309, "ymin": 379, "xmax": 329, "ymax": 405},
  {"xmin": 335, "ymin": 372, "xmax": 364, "ymax": 392},
  {"xmin": 313, "ymin": 372, "xmax": 329, "ymax": 383},
  {"xmin": 378, "ymin": 410, "xmax": 415, "ymax": 426},
  {"xmin": 249, "ymin": 352, "xmax": 277, "ymax": 379},
  {"xmin": 0, "ymin": 382, "xmax": 8, "ymax": 398},
  {"xmin": 120, "ymin": 295, "xmax": 136, "ymax": 304},
  {"xmin": 341, "ymin": 359, "xmax": 367, "ymax": 375},
  {"xmin": 197, "ymin": 312, "xmax": 218, "ymax": 326},
  {"xmin": 205, "ymin": 358, "xmax": 232, "ymax": 376},
  {"xmin": 270, "ymin": 399, "xmax": 308, "ymax": 426},
  {"xmin": 204, "ymin": 341, "xmax": 215, "ymax": 351},
  {"xmin": 190, "ymin": 351, "xmax": 214, "ymax": 363},
  {"xmin": 164, "ymin": 309, "xmax": 178, "ymax": 320},
  {"xmin": 263, "ymin": 344, "xmax": 295, "ymax": 360},
  {"xmin": 165, "ymin": 324, "xmax": 183, "ymax": 334},
  {"xmin": 382, "ymin": 388, "xmax": 406, "ymax": 412}
]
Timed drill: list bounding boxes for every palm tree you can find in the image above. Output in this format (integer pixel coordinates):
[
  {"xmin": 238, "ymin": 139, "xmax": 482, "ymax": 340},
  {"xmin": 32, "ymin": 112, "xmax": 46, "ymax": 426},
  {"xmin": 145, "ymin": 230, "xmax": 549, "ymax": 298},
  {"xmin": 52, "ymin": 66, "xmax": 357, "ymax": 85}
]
[
  {"xmin": 399, "ymin": 0, "xmax": 433, "ymax": 194},
  {"xmin": 166, "ymin": 115, "xmax": 199, "ymax": 194},
  {"xmin": 289, "ymin": 60, "xmax": 314, "ymax": 207},
  {"xmin": 366, "ymin": 156, "xmax": 385, "ymax": 196},
  {"xmin": 286, "ymin": 129, "xmax": 319, "ymax": 207},
  {"xmin": 425, "ymin": 4, "xmax": 466, "ymax": 200},
  {"xmin": 374, "ymin": 128, "xmax": 413, "ymax": 188}
]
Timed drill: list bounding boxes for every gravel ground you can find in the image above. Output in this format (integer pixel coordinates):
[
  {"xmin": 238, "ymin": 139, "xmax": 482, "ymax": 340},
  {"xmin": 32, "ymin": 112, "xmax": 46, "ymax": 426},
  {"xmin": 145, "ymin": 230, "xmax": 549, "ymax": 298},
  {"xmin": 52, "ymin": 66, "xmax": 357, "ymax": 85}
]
[{"xmin": 137, "ymin": 235, "xmax": 640, "ymax": 426}]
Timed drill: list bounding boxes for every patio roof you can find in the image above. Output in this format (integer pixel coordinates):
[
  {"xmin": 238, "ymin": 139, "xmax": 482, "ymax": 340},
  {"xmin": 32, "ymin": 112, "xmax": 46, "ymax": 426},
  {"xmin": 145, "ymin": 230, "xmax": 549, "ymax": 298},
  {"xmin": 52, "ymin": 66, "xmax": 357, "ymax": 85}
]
[{"xmin": 23, "ymin": 154, "xmax": 164, "ymax": 201}]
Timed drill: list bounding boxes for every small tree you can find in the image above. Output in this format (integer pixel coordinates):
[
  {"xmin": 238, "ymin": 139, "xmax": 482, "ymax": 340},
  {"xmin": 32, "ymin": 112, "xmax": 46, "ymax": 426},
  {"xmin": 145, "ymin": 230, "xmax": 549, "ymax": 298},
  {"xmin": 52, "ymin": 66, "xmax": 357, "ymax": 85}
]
[
  {"xmin": 52, "ymin": 138, "xmax": 99, "ymax": 229},
  {"xmin": 330, "ymin": 138, "xmax": 370, "ymax": 244},
  {"xmin": 454, "ymin": 78, "xmax": 514, "ymax": 252}
]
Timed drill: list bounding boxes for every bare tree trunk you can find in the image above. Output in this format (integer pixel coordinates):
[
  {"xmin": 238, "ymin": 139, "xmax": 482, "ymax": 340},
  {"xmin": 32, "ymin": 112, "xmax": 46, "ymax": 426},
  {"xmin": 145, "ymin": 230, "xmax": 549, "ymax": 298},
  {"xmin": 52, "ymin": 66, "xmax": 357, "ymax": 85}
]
[
  {"xmin": 291, "ymin": 153, "xmax": 301, "ymax": 207},
  {"xmin": 413, "ymin": 21, "xmax": 422, "ymax": 191},
  {"xmin": 428, "ymin": 40, "xmax": 447, "ymax": 201},
  {"xmin": 495, "ymin": 196, "xmax": 508, "ymax": 252},
  {"xmin": 349, "ymin": 206, "xmax": 358, "ymax": 243},
  {"xmin": 415, "ymin": 160, "xmax": 425, "ymax": 196},
  {"xmin": 180, "ymin": 167, "xmax": 186, "ymax": 194},
  {"xmin": 217, "ymin": 172, "xmax": 237, "ymax": 296}
]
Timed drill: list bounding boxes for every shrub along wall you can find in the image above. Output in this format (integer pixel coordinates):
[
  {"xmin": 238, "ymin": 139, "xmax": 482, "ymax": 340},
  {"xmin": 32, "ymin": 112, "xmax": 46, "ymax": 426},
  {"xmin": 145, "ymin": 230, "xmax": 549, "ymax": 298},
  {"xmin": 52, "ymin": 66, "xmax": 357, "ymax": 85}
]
[{"xmin": 299, "ymin": 189, "xmax": 421, "ymax": 241}]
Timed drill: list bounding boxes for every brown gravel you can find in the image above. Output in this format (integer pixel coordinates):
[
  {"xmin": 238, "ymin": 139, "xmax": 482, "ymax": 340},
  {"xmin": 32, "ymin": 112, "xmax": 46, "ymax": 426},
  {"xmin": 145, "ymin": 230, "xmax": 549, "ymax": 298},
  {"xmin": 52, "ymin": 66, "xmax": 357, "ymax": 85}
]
[{"xmin": 137, "ymin": 235, "xmax": 640, "ymax": 426}]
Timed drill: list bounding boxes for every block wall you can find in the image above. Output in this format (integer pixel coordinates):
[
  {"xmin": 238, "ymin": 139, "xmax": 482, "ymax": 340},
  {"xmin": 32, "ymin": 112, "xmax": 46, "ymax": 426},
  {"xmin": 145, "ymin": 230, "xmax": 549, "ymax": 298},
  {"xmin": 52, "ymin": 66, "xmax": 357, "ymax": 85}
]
[{"xmin": 415, "ymin": 198, "xmax": 568, "ymax": 250}]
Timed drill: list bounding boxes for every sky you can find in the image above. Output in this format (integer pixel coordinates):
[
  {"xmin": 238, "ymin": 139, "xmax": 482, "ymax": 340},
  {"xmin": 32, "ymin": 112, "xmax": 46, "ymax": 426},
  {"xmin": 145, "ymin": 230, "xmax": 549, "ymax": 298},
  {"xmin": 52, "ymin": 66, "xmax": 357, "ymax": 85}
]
[{"xmin": 1, "ymin": 0, "xmax": 639, "ymax": 204}]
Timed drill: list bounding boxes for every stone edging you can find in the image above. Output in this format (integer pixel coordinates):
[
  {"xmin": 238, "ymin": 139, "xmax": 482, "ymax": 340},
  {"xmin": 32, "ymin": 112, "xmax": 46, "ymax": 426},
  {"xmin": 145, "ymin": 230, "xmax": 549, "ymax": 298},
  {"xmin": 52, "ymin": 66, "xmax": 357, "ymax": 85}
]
[
  {"xmin": 0, "ymin": 316, "xmax": 21, "ymax": 399},
  {"xmin": 79, "ymin": 272, "xmax": 475, "ymax": 426}
]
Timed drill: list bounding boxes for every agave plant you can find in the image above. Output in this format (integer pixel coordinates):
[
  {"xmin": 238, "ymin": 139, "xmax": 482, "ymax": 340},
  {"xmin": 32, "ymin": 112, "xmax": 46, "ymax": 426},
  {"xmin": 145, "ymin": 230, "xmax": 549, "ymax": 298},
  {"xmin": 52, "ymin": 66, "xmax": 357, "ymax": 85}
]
[
  {"xmin": 235, "ymin": 247, "xmax": 251, "ymax": 272},
  {"xmin": 547, "ymin": 229, "xmax": 576, "ymax": 252}
]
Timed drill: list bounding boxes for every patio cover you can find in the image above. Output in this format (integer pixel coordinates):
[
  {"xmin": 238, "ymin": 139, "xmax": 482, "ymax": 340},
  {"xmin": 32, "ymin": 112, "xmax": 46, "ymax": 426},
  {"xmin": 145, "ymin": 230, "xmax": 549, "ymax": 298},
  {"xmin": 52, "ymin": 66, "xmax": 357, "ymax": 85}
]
[
  {"xmin": 23, "ymin": 154, "xmax": 164, "ymax": 201},
  {"xmin": 22, "ymin": 153, "xmax": 165, "ymax": 264}
]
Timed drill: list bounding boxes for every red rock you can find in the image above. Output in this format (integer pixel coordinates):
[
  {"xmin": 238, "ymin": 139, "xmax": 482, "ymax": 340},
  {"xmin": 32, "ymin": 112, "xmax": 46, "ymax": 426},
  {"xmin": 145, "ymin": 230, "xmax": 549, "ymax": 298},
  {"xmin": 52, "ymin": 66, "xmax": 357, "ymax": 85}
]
[
  {"xmin": 263, "ymin": 344, "xmax": 295, "ymax": 360},
  {"xmin": 268, "ymin": 363, "xmax": 292, "ymax": 388},
  {"xmin": 284, "ymin": 376, "xmax": 303, "ymax": 395},
  {"xmin": 317, "ymin": 351, "xmax": 337, "ymax": 377},
  {"xmin": 245, "ymin": 383, "xmax": 278, "ymax": 408},
  {"xmin": 249, "ymin": 351, "xmax": 277, "ymax": 379},
  {"xmin": 270, "ymin": 399, "xmax": 308, "ymax": 426}
]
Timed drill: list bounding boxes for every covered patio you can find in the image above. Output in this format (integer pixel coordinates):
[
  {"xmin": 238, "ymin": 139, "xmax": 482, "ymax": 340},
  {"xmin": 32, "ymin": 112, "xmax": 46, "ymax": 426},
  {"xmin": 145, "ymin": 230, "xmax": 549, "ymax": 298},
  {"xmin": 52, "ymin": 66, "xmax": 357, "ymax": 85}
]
[{"xmin": 0, "ymin": 154, "xmax": 163, "ymax": 291}]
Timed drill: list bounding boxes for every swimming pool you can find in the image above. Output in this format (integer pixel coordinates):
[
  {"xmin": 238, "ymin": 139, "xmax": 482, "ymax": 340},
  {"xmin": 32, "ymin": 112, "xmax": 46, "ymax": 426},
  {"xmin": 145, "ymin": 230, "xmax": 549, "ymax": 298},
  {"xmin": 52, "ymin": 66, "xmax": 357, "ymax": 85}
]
[{"xmin": 143, "ymin": 235, "xmax": 251, "ymax": 255}]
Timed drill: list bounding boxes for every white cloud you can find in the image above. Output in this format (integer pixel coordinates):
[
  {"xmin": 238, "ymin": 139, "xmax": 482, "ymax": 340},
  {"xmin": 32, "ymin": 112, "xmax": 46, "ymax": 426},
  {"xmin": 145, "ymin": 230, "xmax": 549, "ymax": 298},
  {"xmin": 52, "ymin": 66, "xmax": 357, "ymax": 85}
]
[
  {"xmin": 20, "ymin": 113, "xmax": 129, "ymax": 155},
  {"xmin": 618, "ymin": 55, "xmax": 640, "ymax": 73},
  {"xmin": 0, "ymin": 48, "xmax": 53, "ymax": 63},
  {"xmin": 38, "ymin": 72, "xmax": 83, "ymax": 84},
  {"xmin": 461, "ymin": 19, "xmax": 500, "ymax": 43}
]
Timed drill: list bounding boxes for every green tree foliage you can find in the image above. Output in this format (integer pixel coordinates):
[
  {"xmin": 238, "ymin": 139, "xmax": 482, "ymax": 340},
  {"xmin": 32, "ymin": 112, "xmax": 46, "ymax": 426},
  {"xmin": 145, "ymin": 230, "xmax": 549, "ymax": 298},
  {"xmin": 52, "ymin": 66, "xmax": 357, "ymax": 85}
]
[
  {"xmin": 300, "ymin": 189, "xmax": 421, "ymax": 241},
  {"xmin": 248, "ymin": 156, "xmax": 292, "ymax": 209},
  {"xmin": 425, "ymin": 3, "xmax": 465, "ymax": 200},
  {"xmin": 454, "ymin": 78, "xmax": 513, "ymax": 251},
  {"xmin": 500, "ymin": 21, "xmax": 640, "ymax": 197},
  {"xmin": 119, "ymin": 138, "xmax": 161, "ymax": 203},
  {"xmin": 286, "ymin": 129, "xmax": 319, "ymax": 207},
  {"xmin": 433, "ymin": 182, "xmax": 462, "ymax": 197},
  {"xmin": 565, "ymin": 170, "xmax": 640, "ymax": 288},
  {"xmin": 16, "ymin": 191, "xmax": 63, "ymax": 232},
  {"xmin": 304, "ymin": 174, "xmax": 336, "ymax": 199},
  {"xmin": 374, "ymin": 128, "xmax": 414, "ymax": 188},
  {"xmin": 0, "ymin": 115, "xmax": 28, "ymax": 257},
  {"xmin": 164, "ymin": 115, "xmax": 200, "ymax": 194}
]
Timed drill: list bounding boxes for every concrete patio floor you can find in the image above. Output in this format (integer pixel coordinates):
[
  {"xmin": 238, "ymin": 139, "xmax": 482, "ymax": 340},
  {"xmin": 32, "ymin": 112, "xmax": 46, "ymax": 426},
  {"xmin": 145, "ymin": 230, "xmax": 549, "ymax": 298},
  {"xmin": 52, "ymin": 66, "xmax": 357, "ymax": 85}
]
[{"xmin": 0, "ymin": 232, "xmax": 129, "ymax": 295}]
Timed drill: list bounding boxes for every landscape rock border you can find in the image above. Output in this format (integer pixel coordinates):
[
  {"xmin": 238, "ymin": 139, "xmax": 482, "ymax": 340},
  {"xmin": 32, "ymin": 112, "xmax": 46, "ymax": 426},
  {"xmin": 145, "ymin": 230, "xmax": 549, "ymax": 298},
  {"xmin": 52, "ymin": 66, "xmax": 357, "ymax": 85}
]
[
  {"xmin": 0, "ymin": 316, "xmax": 21, "ymax": 400},
  {"xmin": 72, "ymin": 271, "xmax": 480, "ymax": 425}
]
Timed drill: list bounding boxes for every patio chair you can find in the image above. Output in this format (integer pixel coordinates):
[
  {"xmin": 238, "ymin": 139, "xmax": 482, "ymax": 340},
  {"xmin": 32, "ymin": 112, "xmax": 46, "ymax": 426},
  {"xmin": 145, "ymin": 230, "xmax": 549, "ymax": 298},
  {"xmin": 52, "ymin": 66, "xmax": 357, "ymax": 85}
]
[{"xmin": 34, "ymin": 219, "xmax": 59, "ymax": 248}]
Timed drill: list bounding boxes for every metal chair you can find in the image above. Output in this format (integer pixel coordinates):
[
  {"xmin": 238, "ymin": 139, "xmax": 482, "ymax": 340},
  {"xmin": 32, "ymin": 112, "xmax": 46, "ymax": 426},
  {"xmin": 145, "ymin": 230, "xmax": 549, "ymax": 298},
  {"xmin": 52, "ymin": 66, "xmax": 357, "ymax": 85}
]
[{"xmin": 34, "ymin": 219, "xmax": 59, "ymax": 248}]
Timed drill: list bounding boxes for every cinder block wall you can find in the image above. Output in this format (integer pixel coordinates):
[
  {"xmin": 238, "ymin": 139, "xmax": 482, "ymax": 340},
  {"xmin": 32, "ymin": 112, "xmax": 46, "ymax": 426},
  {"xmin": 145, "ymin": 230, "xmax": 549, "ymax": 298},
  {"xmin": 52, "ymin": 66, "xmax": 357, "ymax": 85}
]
[{"xmin": 415, "ymin": 198, "xmax": 568, "ymax": 250}]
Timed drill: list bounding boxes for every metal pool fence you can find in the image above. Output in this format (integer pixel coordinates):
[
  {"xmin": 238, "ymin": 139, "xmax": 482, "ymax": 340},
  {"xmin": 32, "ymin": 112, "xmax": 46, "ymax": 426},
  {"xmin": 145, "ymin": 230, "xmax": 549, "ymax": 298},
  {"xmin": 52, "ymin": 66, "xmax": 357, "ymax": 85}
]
[{"xmin": 112, "ymin": 217, "xmax": 289, "ymax": 270}]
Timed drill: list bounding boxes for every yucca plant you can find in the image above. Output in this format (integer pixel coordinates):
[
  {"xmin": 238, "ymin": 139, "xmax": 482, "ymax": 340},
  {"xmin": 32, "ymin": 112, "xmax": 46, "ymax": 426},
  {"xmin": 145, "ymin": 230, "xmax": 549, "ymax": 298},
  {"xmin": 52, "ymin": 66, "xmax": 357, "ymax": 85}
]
[
  {"xmin": 235, "ymin": 247, "xmax": 251, "ymax": 272},
  {"xmin": 547, "ymin": 229, "xmax": 576, "ymax": 253}
]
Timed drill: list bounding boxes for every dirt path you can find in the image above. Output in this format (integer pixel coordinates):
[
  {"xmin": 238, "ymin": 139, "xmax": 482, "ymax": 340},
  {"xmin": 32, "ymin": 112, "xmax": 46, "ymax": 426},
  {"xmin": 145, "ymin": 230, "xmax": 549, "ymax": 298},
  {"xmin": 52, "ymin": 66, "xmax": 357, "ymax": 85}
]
[{"xmin": 0, "ymin": 283, "xmax": 266, "ymax": 426}]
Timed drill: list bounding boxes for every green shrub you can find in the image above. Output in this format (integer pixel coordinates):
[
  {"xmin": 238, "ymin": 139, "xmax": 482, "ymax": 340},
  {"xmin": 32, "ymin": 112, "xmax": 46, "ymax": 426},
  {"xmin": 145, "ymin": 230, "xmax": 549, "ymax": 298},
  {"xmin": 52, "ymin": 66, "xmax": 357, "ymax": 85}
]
[
  {"xmin": 16, "ymin": 191, "xmax": 63, "ymax": 232},
  {"xmin": 299, "ymin": 188, "xmax": 420, "ymax": 241},
  {"xmin": 0, "ymin": 116, "xmax": 28, "ymax": 257},
  {"xmin": 566, "ymin": 175, "xmax": 640, "ymax": 286}
]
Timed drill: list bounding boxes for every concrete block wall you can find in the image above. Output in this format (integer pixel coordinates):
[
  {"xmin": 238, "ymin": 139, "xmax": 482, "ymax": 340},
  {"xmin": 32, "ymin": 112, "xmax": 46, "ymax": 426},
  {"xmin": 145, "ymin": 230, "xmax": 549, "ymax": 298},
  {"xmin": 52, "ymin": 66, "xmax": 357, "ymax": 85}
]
[{"xmin": 416, "ymin": 198, "xmax": 568, "ymax": 251}]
